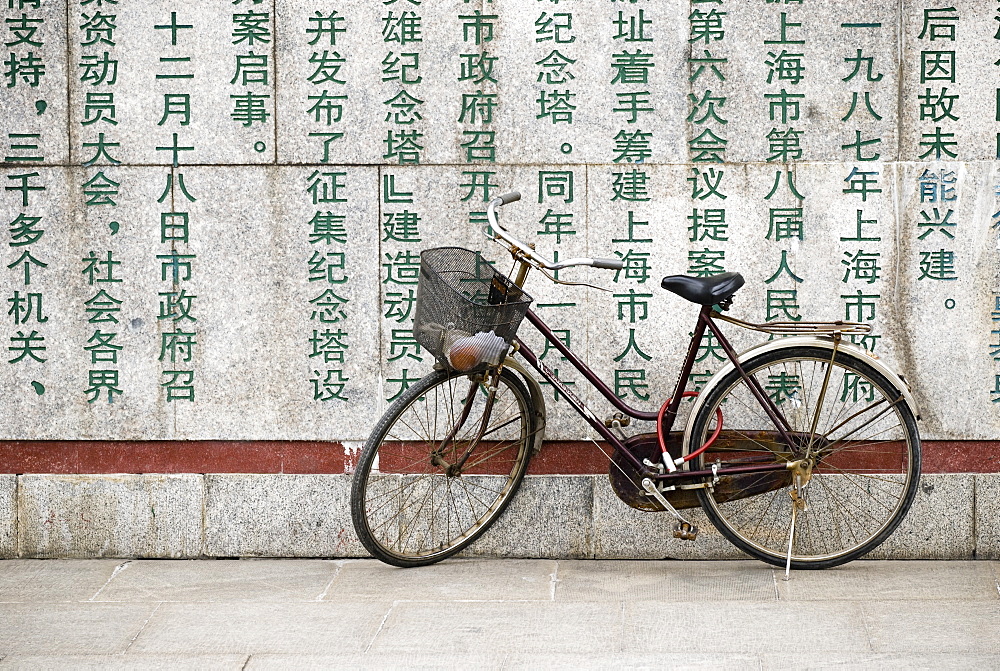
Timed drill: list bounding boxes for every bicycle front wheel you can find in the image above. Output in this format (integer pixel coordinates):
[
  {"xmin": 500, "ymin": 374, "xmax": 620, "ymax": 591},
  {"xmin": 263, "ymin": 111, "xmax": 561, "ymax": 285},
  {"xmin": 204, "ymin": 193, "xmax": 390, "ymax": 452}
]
[
  {"xmin": 689, "ymin": 345, "xmax": 921, "ymax": 569},
  {"xmin": 351, "ymin": 367, "xmax": 535, "ymax": 567}
]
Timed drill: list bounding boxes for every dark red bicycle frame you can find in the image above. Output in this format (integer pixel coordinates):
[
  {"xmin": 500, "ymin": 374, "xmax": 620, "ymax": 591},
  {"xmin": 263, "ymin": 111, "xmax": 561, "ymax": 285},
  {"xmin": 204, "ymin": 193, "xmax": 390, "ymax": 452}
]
[{"xmin": 512, "ymin": 305, "xmax": 798, "ymax": 484}]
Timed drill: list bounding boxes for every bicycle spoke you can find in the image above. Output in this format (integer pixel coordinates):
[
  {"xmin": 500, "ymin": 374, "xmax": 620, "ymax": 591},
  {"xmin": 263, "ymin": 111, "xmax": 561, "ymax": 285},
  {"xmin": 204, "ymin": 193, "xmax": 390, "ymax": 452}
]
[
  {"xmin": 353, "ymin": 368, "xmax": 534, "ymax": 566},
  {"xmin": 692, "ymin": 347, "xmax": 919, "ymax": 568}
]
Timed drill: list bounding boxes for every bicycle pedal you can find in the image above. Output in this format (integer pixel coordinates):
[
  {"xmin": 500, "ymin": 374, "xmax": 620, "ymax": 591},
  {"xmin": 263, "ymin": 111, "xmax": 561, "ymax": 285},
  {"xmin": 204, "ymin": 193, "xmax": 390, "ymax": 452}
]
[{"xmin": 673, "ymin": 522, "xmax": 699, "ymax": 541}]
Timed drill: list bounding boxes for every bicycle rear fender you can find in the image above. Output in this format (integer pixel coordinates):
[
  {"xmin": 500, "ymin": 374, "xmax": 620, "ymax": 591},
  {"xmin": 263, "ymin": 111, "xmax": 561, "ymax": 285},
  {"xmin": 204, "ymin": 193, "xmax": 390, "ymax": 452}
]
[
  {"xmin": 681, "ymin": 336, "xmax": 920, "ymax": 458},
  {"xmin": 503, "ymin": 357, "xmax": 547, "ymax": 454}
]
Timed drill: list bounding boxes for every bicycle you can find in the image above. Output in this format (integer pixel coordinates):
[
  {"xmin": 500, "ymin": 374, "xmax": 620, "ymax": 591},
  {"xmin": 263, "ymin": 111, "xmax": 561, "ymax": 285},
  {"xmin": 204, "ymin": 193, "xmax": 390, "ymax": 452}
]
[{"xmin": 350, "ymin": 192, "xmax": 921, "ymax": 573}]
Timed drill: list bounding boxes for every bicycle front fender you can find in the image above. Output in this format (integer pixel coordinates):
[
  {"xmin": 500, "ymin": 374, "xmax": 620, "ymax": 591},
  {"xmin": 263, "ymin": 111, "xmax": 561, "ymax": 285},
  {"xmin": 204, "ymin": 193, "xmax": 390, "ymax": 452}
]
[
  {"xmin": 503, "ymin": 357, "xmax": 547, "ymax": 454},
  {"xmin": 681, "ymin": 336, "xmax": 920, "ymax": 459}
]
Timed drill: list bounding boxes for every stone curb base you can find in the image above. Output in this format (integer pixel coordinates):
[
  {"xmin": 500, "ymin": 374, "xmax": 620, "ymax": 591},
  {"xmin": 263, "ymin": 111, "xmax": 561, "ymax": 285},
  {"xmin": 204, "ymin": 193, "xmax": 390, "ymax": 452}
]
[{"xmin": 0, "ymin": 474, "xmax": 996, "ymax": 560}]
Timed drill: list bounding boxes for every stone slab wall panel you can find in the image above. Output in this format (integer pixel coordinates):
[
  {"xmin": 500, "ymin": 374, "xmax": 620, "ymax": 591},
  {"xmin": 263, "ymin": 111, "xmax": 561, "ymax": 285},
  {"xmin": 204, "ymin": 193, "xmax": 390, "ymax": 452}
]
[
  {"xmin": 873, "ymin": 473, "xmax": 976, "ymax": 560},
  {"xmin": 204, "ymin": 473, "xmax": 365, "ymax": 558},
  {"xmin": 2, "ymin": 0, "xmax": 1000, "ymax": 560},
  {"xmin": 0, "ymin": 1, "xmax": 998, "ymax": 443},
  {"xmin": 2, "ymin": 473, "xmax": 991, "ymax": 559},
  {"xmin": 974, "ymin": 474, "xmax": 1000, "ymax": 559},
  {"xmin": 0, "ymin": 475, "xmax": 15, "ymax": 558},
  {"xmin": 16, "ymin": 474, "xmax": 203, "ymax": 558}
]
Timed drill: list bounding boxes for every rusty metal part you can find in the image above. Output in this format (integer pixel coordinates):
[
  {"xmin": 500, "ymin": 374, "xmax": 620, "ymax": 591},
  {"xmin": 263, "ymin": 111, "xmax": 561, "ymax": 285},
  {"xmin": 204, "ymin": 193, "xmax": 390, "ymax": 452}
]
[
  {"xmin": 604, "ymin": 413, "xmax": 631, "ymax": 428},
  {"xmin": 641, "ymin": 477, "xmax": 697, "ymax": 532},
  {"xmin": 674, "ymin": 521, "xmax": 698, "ymax": 540},
  {"xmin": 788, "ymin": 457, "xmax": 814, "ymax": 489},
  {"xmin": 610, "ymin": 433, "xmax": 687, "ymax": 511},
  {"xmin": 712, "ymin": 312, "xmax": 872, "ymax": 336},
  {"xmin": 609, "ymin": 430, "xmax": 798, "ymax": 512}
]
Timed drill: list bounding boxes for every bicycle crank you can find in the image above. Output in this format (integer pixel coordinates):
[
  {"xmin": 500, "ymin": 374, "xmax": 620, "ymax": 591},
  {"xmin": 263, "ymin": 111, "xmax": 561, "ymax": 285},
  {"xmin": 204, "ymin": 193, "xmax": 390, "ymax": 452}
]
[{"xmin": 641, "ymin": 478, "xmax": 699, "ymax": 541}]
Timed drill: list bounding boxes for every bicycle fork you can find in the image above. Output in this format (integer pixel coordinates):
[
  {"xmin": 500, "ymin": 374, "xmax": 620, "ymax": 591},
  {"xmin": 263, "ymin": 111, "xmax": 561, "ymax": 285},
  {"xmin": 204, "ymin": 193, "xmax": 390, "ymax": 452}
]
[{"xmin": 431, "ymin": 374, "xmax": 499, "ymax": 476}]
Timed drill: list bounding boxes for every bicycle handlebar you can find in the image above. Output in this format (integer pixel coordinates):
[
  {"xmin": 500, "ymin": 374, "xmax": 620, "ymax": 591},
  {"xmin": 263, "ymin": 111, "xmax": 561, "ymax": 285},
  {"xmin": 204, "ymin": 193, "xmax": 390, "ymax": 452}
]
[{"xmin": 486, "ymin": 194, "xmax": 625, "ymax": 271}]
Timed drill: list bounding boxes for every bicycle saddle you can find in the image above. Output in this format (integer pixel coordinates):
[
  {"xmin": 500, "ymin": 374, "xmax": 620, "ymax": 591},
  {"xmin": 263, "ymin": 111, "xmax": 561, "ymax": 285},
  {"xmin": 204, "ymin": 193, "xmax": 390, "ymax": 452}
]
[{"xmin": 660, "ymin": 272, "xmax": 745, "ymax": 306}]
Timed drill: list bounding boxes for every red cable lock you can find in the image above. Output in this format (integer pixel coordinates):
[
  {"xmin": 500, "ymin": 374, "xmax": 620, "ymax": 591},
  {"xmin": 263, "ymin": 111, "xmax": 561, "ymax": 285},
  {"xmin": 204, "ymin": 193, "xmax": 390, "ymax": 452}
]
[{"xmin": 657, "ymin": 391, "xmax": 723, "ymax": 466}]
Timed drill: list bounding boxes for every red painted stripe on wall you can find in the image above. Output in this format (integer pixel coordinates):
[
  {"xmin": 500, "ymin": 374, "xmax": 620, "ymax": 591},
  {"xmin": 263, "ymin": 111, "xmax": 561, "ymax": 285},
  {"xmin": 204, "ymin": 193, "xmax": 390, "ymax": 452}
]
[{"xmin": 0, "ymin": 440, "xmax": 997, "ymax": 475}]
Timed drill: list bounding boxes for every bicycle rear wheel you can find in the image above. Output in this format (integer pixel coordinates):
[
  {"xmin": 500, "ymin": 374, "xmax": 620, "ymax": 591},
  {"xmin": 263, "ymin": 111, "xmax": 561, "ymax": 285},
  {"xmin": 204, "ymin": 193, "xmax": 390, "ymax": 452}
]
[
  {"xmin": 689, "ymin": 345, "xmax": 920, "ymax": 569},
  {"xmin": 351, "ymin": 367, "xmax": 535, "ymax": 567}
]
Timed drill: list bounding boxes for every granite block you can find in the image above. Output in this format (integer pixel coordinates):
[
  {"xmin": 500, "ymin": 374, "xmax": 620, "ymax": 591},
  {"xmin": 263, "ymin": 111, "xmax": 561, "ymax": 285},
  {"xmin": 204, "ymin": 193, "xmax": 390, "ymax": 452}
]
[
  {"xmin": 204, "ymin": 473, "xmax": 364, "ymax": 558},
  {"xmin": 16, "ymin": 474, "xmax": 203, "ymax": 558},
  {"xmin": 975, "ymin": 473, "xmax": 1000, "ymax": 560},
  {"xmin": 0, "ymin": 475, "xmax": 15, "ymax": 559},
  {"xmin": 720, "ymin": 0, "xmax": 901, "ymax": 164},
  {"xmin": 0, "ymin": 0, "xmax": 70, "ymax": 165},
  {"xmin": 67, "ymin": 0, "xmax": 275, "ymax": 165},
  {"xmin": 899, "ymin": 0, "xmax": 998, "ymax": 161},
  {"xmin": 463, "ymin": 475, "xmax": 594, "ymax": 559},
  {"xmin": 873, "ymin": 472, "xmax": 975, "ymax": 559},
  {"xmin": 591, "ymin": 473, "xmax": 743, "ymax": 561},
  {"xmin": 1, "ymin": 2, "xmax": 1000, "ymax": 451}
]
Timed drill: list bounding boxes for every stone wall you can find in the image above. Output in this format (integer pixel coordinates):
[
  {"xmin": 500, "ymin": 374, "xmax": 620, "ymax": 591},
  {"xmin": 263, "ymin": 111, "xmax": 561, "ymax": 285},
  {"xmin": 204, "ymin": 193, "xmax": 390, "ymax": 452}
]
[
  {"xmin": 2, "ymin": 1, "xmax": 999, "ymax": 557},
  {"xmin": 2, "ymin": 0, "xmax": 999, "ymax": 441},
  {"xmin": 0, "ymin": 473, "xmax": 997, "ymax": 559}
]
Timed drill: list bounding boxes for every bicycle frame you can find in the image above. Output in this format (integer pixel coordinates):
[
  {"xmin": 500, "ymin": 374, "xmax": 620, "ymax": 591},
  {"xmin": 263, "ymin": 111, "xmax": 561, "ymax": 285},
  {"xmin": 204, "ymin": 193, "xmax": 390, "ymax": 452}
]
[{"xmin": 511, "ymin": 305, "xmax": 798, "ymax": 485}]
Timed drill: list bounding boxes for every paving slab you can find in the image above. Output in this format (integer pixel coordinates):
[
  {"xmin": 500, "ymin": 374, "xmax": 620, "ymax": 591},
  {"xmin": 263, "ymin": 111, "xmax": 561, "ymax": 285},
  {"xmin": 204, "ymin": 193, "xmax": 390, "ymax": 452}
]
[
  {"xmin": 247, "ymin": 651, "xmax": 758, "ymax": 670},
  {"xmin": 1, "ymin": 558, "xmax": 999, "ymax": 666},
  {"xmin": 0, "ymin": 654, "xmax": 249, "ymax": 670},
  {"xmin": 774, "ymin": 559, "xmax": 1000, "ymax": 602},
  {"xmin": 759, "ymin": 652, "xmax": 1000, "ymax": 670},
  {"xmin": 623, "ymin": 601, "xmax": 868, "ymax": 654},
  {"xmin": 0, "ymin": 603, "xmax": 159, "ymax": 655},
  {"xmin": 367, "ymin": 600, "xmax": 623, "ymax": 656},
  {"xmin": 553, "ymin": 559, "xmax": 777, "ymax": 603},
  {"xmin": 323, "ymin": 558, "xmax": 554, "ymax": 603},
  {"xmin": 0, "ymin": 559, "xmax": 120, "ymax": 603},
  {"xmin": 90, "ymin": 559, "xmax": 342, "ymax": 603},
  {"xmin": 246, "ymin": 652, "xmax": 509, "ymax": 670},
  {"xmin": 126, "ymin": 602, "xmax": 388, "ymax": 655},
  {"xmin": 862, "ymin": 600, "xmax": 1000, "ymax": 654}
]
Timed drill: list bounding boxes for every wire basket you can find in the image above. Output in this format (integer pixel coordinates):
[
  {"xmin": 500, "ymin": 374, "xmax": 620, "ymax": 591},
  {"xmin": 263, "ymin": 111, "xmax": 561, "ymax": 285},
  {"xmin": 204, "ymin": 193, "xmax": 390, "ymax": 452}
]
[{"xmin": 413, "ymin": 247, "xmax": 533, "ymax": 372}]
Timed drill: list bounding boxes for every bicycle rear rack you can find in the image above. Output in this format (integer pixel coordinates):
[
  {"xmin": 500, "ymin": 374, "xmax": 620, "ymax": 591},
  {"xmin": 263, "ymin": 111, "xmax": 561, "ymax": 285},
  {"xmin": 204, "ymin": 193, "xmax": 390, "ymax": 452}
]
[{"xmin": 713, "ymin": 312, "xmax": 873, "ymax": 336}]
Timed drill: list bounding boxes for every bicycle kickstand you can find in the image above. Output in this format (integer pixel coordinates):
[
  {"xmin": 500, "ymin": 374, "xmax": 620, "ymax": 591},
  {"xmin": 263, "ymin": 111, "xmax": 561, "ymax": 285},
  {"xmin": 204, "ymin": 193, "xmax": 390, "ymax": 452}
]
[
  {"xmin": 641, "ymin": 478, "xmax": 699, "ymax": 541},
  {"xmin": 784, "ymin": 473, "xmax": 808, "ymax": 580}
]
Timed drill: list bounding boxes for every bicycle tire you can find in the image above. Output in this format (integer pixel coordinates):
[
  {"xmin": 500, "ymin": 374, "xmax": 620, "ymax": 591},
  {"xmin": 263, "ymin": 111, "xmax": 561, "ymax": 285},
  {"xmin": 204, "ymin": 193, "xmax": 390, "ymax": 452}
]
[
  {"xmin": 351, "ymin": 367, "xmax": 535, "ymax": 567},
  {"xmin": 688, "ymin": 345, "xmax": 921, "ymax": 569}
]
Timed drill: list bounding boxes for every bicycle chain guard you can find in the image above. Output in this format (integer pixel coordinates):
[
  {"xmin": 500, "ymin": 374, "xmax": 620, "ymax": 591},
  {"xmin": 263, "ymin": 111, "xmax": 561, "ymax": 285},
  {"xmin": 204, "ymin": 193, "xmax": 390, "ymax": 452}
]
[
  {"xmin": 609, "ymin": 432, "xmax": 701, "ymax": 512},
  {"xmin": 609, "ymin": 431, "xmax": 796, "ymax": 513}
]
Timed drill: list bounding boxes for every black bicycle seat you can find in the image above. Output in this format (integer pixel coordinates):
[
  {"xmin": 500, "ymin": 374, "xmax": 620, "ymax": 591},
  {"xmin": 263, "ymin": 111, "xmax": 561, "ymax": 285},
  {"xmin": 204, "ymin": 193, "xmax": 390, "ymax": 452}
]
[{"xmin": 660, "ymin": 272, "xmax": 745, "ymax": 306}]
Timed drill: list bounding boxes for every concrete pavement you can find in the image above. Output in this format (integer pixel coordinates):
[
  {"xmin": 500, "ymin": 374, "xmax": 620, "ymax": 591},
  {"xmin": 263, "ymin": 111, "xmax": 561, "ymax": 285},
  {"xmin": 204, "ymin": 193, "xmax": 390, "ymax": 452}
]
[{"xmin": 0, "ymin": 558, "xmax": 998, "ymax": 669}]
